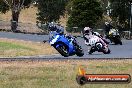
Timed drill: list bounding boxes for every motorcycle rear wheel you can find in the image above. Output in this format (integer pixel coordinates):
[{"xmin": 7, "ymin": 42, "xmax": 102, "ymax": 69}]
[
  {"xmin": 75, "ymin": 45, "xmax": 84, "ymax": 57},
  {"xmin": 103, "ymin": 48, "xmax": 111, "ymax": 54}
]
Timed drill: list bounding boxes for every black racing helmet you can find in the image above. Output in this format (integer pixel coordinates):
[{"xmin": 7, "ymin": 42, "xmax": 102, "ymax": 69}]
[{"xmin": 48, "ymin": 22, "xmax": 57, "ymax": 31}]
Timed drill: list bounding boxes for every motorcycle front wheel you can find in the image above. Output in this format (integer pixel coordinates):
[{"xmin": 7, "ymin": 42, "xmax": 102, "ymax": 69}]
[{"xmin": 56, "ymin": 44, "xmax": 69, "ymax": 57}]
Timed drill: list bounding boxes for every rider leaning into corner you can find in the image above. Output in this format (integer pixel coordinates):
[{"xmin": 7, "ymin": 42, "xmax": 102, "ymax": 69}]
[
  {"xmin": 48, "ymin": 22, "xmax": 73, "ymax": 42},
  {"xmin": 83, "ymin": 27, "xmax": 107, "ymax": 54},
  {"xmin": 104, "ymin": 22, "xmax": 113, "ymax": 38},
  {"xmin": 48, "ymin": 22, "xmax": 64, "ymax": 37}
]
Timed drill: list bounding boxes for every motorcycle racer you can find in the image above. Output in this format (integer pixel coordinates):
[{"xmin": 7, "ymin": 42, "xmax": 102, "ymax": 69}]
[
  {"xmin": 48, "ymin": 22, "xmax": 84, "ymax": 57},
  {"xmin": 48, "ymin": 22, "xmax": 64, "ymax": 36},
  {"xmin": 104, "ymin": 22, "xmax": 113, "ymax": 38},
  {"xmin": 48, "ymin": 22, "xmax": 75, "ymax": 43},
  {"xmin": 83, "ymin": 27, "xmax": 108, "ymax": 54}
]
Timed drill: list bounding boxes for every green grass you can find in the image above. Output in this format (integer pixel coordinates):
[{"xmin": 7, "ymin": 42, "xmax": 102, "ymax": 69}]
[
  {"xmin": 0, "ymin": 42, "xmax": 33, "ymax": 50},
  {"xmin": 0, "ymin": 39, "xmax": 57, "ymax": 57},
  {"xmin": 0, "ymin": 60, "xmax": 131, "ymax": 88}
]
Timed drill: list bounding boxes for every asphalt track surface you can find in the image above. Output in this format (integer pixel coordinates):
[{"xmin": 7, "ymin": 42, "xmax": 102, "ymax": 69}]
[{"xmin": 0, "ymin": 32, "xmax": 132, "ymax": 59}]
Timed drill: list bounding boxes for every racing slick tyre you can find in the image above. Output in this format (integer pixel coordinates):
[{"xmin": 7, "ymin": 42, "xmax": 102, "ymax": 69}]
[
  {"xmin": 76, "ymin": 45, "xmax": 84, "ymax": 57},
  {"xmin": 119, "ymin": 41, "xmax": 122, "ymax": 45},
  {"xmin": 56, "ymin": 44, "xmax": 69, "ymax": 57},
  {"xmin": 114, "ymin": 36, "xmax": 122, "ymax": 45},
  {"xmin": 103, "ymin": 48, "xmax": 111, "ymax": 54},
  {"xmin": 118, "ymin": 39, "xmax": 122, "ymax": 45}
]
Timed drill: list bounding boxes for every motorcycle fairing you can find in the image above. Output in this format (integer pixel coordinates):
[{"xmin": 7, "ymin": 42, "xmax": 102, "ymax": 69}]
[{"xmin": 51, "ymin": 34, "xmax": 76, "ymax": 54}]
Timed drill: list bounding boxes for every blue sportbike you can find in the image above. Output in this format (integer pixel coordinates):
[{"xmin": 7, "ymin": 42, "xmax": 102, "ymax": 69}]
[{"xmin": 49, "ymin": 33, "xmax": 84, "ymax": 57}]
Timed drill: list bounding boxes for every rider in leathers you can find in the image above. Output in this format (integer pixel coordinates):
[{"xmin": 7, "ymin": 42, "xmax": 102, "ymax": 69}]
[
  {"xmin": 83, "ymin": 27, "xmax": 107, "ymax": 54},
  {"xmin": 48, "ymin": 22, "xmax": 74, "ymax": 42}
]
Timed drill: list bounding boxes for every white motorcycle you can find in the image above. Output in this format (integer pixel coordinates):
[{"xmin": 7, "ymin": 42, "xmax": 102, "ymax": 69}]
[
  {"xmin": 87, "ymin": 35, "xmax": 110, "ymax": 54},
  {"xmin": 93, "ymin": 32, "xmax": 109, "ymax": 44}
]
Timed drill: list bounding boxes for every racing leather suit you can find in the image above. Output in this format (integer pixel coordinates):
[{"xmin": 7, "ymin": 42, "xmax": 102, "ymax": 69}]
[{"xmin": 83, "ymin": 33, "xmax": 107, "ymax": 53}]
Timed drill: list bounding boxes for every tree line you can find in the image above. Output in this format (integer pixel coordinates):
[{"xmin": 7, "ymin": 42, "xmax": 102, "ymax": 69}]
[{"xmin": 0, "ymin": 0, "xmax": 131, "ymax": 32}]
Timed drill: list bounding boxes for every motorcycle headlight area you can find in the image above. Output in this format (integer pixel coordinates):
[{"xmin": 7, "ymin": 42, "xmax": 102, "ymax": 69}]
[{"xmin": 50, "ymin": 35, "xmax": 60, "ymax": 44}]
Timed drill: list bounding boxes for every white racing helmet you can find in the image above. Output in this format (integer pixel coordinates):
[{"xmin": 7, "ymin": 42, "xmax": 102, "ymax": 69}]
[{"xmin": 84, "ymin": 27, "xmax": 92, "ymax": 35}]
